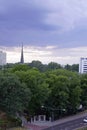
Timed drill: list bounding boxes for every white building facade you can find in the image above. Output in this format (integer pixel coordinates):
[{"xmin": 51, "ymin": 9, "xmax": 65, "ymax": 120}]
[
  {"xmin": 0, "ymin": 51, "xmax": 6, "ymax": 65},
  {"xmin": 79, "ymin": 58, "xmax": 87, "ymax": 74}
]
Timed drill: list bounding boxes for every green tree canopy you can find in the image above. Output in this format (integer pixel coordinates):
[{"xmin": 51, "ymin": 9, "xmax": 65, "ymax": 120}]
[{"xmin": 0, "ymin": 74, "xmax": 31, "ymax": 116}]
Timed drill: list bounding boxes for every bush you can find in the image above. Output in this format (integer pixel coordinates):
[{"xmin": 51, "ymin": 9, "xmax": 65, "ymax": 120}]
[
  {"xmin": 0, "ymin": 117, "xmax": 22, "ymax": 130},
  {"xmin": 7, "ymin": 117, "xmax": 22, "ymax": 128},
  {"xmin": 0, "ymin": 119, "xmax": 7, "ymax": 130}
]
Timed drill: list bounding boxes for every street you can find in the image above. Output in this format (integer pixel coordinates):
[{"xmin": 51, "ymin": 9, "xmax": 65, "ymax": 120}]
[{"xmin": 43, "ymin": 116, "xmax": 87, "ymax": 130}]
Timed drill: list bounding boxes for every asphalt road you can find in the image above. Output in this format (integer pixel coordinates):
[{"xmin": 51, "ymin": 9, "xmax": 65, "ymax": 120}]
[{"xmin": 43, "ymin": 116, "xmax": 87, "ymax": 130}]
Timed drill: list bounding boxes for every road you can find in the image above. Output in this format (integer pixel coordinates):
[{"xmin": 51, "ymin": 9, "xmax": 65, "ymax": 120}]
[{"xmin": 43, "ymin": 116, "xmax": 87, "ymax": 130}]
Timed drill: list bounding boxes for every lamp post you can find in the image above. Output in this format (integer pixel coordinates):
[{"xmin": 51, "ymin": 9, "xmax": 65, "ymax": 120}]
[{"xmin": 41, "ymin": 105, "xmax": 54, "ymax": 122}]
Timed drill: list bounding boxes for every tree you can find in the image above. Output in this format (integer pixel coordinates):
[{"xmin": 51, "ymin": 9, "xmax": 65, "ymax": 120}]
[
  {"xmin": 0, "ymin": 74, "xmax": 31, "ymax": 116},
  {"xmin": 80, "ymin": 74, "xmax": 87, "ymax": 108},
  {"xmin": 29, "ymin": 60, "xmax": 47, "ymax": 72},
  {"xmin": 12, "ymin": 68, "xmax": 50, "ymax": 115},
  {"xmin": 49, "ymin": 75, "xmax": 69, "ymax": 109},
  {"xmin": 71, "ymin": 64, "xmax": 79, "ymax": 72},
  {"xmin": 64, "ymin": 64, "xmax": 71, "ymax": 71},
  {"xmin": 10, "ymin": 64, "xmax": 30, "ymax": 72},
  {"xmin": 45, "ymin": 69, "xmax": 81, "ymax": 115},
  {"xmin": 67, "ymin": 74, "xmax": 81, "ymax": 114},
  {"xmin": 64, "ymin": 64, "xmax": 79, "ymax": 72},
  {"xmin": 47, "ymin": 62, "xmax": 62, "ymax": 70}
]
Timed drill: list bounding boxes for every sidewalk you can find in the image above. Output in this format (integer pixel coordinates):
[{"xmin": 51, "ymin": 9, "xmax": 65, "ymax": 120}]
[
  {"xmin": 25, "ymin": 111, "xmax": 87, "ymax": 130},
  {"xmin": 25, "ymin": 123, "xmax": 48, "ymax": 130}
]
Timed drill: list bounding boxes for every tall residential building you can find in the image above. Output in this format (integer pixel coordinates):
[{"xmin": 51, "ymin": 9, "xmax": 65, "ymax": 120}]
[
  {"xmin": 79, "ymin": 58, "xmax": 87, "ymax": 74},
  {"xmin": 0, "ymin": 51, "xmax": 6, "ymax": 65},
  {"xmin": 20, "ymin": 44, "xmax": 24, "ymax": 64}
]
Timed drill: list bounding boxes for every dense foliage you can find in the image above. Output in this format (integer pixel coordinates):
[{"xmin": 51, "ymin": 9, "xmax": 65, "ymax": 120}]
[
  {"xmin": 0, "ymin": 61, "xmax": 86, "ymax": 121},
  {"xmin": 0, "ymin": 73, "xmax": 31, "ymax": 116}
]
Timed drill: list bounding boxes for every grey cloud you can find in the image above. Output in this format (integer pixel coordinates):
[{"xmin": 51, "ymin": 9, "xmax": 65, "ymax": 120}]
[
  {"xmin": 0, "ymin": 0, "xmax": 57, "ymax": 31},
  {"xmin": 0, "ymin": 0, "xmax": 87, "ymax": 48}
]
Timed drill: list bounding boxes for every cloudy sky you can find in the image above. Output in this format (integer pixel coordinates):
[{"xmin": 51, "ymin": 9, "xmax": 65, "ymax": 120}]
[{"xmin": 0, "ymin": 0, "xmax": 87, "ymax": 65}]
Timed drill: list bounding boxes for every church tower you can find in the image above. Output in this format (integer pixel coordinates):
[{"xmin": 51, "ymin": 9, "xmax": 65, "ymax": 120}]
[{"xmin": 20, "ymin": 44, "xmax": 24, "ymax": 64}]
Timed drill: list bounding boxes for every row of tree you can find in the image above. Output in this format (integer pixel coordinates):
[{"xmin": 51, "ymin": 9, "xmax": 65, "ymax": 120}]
[
  {"xmin": 0, "ymin": 62, "xmax": 86, "ymax": 121},
  {"xmin": 0, "ymin": 60, "xmax": 79, "ymax": 72}
]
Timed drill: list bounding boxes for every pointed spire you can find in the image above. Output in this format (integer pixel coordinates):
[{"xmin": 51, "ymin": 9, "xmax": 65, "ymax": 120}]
[{"xmin": 20, "ymin": 43, "xmax": 24, "ymax": 64}]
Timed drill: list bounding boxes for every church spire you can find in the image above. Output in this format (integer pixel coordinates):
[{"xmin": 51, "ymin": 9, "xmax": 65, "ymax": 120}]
[{"xmin": 20, "ymin": 43, "xmax": 24, "ymax": 64}]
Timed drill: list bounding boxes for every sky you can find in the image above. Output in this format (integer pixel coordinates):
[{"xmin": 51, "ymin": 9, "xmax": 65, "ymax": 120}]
[{"xmin": 0, "ymin": 0, "xmax": 87, "ymax": 65}]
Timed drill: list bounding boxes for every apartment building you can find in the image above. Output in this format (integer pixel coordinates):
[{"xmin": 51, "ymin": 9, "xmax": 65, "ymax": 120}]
[
  {"xmin": 79, "ymin": 58, "xmax": 87, "ymax": 74},
  {"xmin": 0, "ymin": 51, "xmax": 6, "ymax": 65}
]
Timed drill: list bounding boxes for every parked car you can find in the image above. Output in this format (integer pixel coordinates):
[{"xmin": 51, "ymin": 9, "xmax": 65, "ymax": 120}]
[{"xmin": 83, "ymin": 117, "xmax": 87, "ymax": 123}]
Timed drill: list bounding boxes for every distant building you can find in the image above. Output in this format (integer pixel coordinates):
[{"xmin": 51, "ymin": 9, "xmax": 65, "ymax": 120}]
[
  {"xmin": 0, "ymin": 51, "xmax": 6, "ymax": 65},
  {"xmin": 79, "ymin": 58, "xmax": 87, "ymax": 74}
]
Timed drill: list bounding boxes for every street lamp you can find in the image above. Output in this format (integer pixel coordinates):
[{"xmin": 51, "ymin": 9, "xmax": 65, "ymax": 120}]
[{"xmin": 41, "ymin": 105, "xmax": 54, "ymax": 122}]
